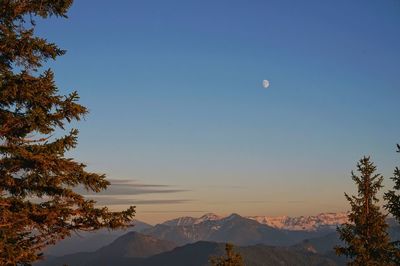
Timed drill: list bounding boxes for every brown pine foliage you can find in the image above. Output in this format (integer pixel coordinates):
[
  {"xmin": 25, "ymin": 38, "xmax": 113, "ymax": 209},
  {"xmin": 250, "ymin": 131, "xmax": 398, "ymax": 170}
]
[{"xmin": 0, "ymin": 1, "xmax": 135, "ymax": 265}]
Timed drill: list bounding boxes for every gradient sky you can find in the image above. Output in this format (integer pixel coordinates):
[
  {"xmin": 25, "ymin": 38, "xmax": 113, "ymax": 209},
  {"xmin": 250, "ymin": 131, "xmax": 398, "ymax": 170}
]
[{"xmin": 36, "ymin": 0, "xmax": 400, "ymax": 224}]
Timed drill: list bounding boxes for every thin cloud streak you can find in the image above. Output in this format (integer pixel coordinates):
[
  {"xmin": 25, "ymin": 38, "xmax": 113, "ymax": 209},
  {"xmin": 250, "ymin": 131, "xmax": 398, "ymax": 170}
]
[
  {"xmin": 88, "ymin": 196, "xmax": 192, "ymax": 205},
  {"xmin": 81, "ymin": 188, "xmax": 189, "ymax": 196},
  {"xmin": 75, "ymin": 178, "xmax": 190, "ymax": 196},
  {"xmin": 108, "ymin": 179, "xmax": 171, "ymax": 188},
  {"xmin": 78, "ymin": 178, "xmax": 192, "ymax": 207}
]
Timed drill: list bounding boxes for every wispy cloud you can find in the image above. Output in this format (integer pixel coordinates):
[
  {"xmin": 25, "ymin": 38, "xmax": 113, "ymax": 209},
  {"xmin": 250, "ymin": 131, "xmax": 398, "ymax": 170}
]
[
  {"xmin": 77, "ymin": 179, "xmax": 189, "ymax": 196},
  {"xmin": 82, "ymin": 187, "xmax": 188, "ymax": 196},
  {"xmin": 81, "ymin": 178, "xmax": 191, "ymax": 206},
  {"xmin": 108, "ymin": 179, "xmax": 170, "ymax": 188},
  {"xmin": 86, "ymin": 196, "xmax": 192, "ymax": 205}
]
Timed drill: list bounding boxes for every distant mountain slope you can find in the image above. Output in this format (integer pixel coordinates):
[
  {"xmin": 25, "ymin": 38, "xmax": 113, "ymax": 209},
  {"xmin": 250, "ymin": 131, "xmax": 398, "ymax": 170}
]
[
  {"xmin": 142, "ymin": 213, "xmax": 330, "ymax": 246},
  {"xmin": 37, "ymin": 232, "xmax": 176, "ymax": 266},
  {"xmin": 145, "ymin": 242, "xmax": 339, "ymax": 266},
  {"xmin": 292, "ymin": 231, "xmax": 345, "ymax": 264},
  {"xmin": 133, "ymin": 241, "xmax": 222, "ymax": 266},
  {"xmin": 43, "ymin": 220, "xmax": 152, "ymax": 256},
  {"xmin": 96, "ymin": 231, "xmax": 176, "ymax": 258},
  {"xmin": 238, "ymin": 244, "xmax": 339, "ymax": 266},
  {"xmin": 38, "ymin": 238, "xmax": 340, "ymax": 266},
  {"xmin": 293, "ymin": 232, "xmax": 341, "ymax": 254}
]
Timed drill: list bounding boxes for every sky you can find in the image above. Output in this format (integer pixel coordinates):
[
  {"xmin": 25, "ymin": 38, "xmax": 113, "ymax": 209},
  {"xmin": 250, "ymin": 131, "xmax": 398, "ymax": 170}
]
[{"xmin": 36, "ymin": 0, "xmax": 400, "ymax": 224}]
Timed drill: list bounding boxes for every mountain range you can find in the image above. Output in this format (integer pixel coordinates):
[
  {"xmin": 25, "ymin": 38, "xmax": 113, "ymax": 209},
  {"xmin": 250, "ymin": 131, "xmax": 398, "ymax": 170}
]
[
  {"xmin": 162, "ymin": 212, "xmax": 348, "ymax": 231},
  {"xmin": 37, "ymin": 212, "xmax": 399, "ymax": 265},
  {"xmin": 44, "ymin": 212, "xmax": 347, "ymax": 257},
  {"xmin": 141, "ymin": 213, "xmax": 331, "ymax": 246},
  {"xmin": 37, "ymin": 232, "xmax": 340, "ymax": 266}
]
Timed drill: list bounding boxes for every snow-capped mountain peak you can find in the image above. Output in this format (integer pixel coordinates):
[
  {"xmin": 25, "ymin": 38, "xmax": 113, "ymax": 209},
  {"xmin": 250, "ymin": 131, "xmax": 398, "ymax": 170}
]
[
  {"xmin": 162, "ymin": 213, "xmax": 222, "ymax": 226},
  {"xmin": 162, "ymin": 212, "xmax": 348, "ymax": 231},
  {"xmin": 247, "ymin": 212, "xmax": 348, "ymax": 231},
  {"xmin": 195, "ymin": 213, "xmax": 222, "ymax": 224}
]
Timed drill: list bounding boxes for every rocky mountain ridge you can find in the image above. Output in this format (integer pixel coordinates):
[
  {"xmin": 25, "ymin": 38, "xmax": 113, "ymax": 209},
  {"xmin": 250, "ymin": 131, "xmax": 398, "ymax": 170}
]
[
  {"xmin": 162, "ymin": 212, "xmax": 348, "ymax": 231},
  {"xmin": 143, "ymin": 213, "xmax": 330, "ymax": 246}
]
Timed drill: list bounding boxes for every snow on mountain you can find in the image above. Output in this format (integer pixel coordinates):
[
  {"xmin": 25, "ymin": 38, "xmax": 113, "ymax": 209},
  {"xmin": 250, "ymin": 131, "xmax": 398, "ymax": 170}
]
[
  {"xmin": 162, "ymin": 216, "xmax": 198, "ymax": 227},
  {"xmin": 247, "ymin": 212, "xmax": 348, "ymax": 231},
  {"xmin": 195, "ymin": 213, "xmax": 222, "ymax": 224},
  {"xmin": 163, "ymin": 213, "xmax": 222, "ymax": 226},
  {"xmin": 162, "ymin": 212, "xmax": 348, "ymax": 232}
]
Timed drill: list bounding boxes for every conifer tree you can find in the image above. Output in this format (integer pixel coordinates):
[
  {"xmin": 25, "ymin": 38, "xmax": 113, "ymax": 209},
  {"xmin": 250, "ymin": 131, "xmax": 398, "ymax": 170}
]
[
  {"xmin": 384, "ymin": 144, "xmax": 400, "ymax": 263},
  {"xmin": 210, "ymin": 243, "xmax": 244, "ymax": 266},
  {"xmin": 384, "ymin": 144, "xmax": 400, "ymax": 221},
  {"xmin": 0, "ymin": 1, "xmax": 135, "ymax": 265},
  {"xmin": 335, "ymin": 156, "xmax": 394, "ymax": 266}
]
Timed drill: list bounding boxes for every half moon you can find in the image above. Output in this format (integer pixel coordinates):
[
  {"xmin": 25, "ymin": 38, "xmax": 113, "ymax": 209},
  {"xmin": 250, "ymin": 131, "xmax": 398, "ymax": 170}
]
[{"xmin": 262, "ymin": 80, "xmax": 270, "ymax": 89}]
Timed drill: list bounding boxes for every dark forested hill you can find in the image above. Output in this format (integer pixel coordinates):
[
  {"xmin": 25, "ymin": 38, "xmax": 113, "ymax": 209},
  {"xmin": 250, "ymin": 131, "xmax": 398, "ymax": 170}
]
[{"xmin": 37, "ymin": 233, "xmax": 341, "ymax": 266}]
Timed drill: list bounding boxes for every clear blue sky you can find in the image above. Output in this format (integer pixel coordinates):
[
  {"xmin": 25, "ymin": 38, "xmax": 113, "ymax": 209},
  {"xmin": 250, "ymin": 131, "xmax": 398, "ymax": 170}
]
[{"xmin": 37, "ymin": 0, "xmax": 400, "ymax": 223}]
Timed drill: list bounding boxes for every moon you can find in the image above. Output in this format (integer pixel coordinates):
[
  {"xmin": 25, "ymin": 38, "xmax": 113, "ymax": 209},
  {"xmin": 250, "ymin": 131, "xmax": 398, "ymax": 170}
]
[{"xmin": 262, "ymin": 80, "xmax": 270, "ymax": 89}]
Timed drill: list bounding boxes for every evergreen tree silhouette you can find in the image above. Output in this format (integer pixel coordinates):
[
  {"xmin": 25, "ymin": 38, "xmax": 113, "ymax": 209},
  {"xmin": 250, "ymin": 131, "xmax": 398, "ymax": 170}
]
[
  {"xmin": 335, "ymin": 156, "xmax": 394, "ymax": 265},
  {"xmin": 384, "ymin": 144, "xmax": 400, "ymax": 263},
  {"xmin": 0, "ymin": 1, "xmax": 135, "ymax": 265}
]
